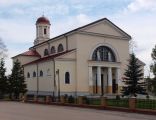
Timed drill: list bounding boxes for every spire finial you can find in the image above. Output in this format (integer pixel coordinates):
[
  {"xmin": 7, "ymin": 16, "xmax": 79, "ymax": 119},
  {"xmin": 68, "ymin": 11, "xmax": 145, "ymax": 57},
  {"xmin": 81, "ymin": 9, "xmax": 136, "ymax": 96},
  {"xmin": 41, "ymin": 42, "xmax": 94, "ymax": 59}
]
[{"xmin": 42, "ymin": 11, "xmax": 44, "ymax": 17}]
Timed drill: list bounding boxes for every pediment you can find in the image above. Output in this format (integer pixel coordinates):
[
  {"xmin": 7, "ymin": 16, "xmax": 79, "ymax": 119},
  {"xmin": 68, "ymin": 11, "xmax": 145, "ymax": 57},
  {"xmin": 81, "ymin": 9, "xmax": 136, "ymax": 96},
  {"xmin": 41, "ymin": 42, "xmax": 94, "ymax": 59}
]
[{"xmin": 79, "ymin": 19, "xmax": 131, "ymax": 39}]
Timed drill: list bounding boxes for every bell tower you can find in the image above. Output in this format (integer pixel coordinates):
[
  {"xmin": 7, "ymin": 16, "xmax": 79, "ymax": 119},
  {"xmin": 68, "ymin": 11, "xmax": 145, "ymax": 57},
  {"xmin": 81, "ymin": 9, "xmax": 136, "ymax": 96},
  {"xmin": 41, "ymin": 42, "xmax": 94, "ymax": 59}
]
[{"xmin": 34, "ymin": 15, "xmax": 51, "ymax": 45}]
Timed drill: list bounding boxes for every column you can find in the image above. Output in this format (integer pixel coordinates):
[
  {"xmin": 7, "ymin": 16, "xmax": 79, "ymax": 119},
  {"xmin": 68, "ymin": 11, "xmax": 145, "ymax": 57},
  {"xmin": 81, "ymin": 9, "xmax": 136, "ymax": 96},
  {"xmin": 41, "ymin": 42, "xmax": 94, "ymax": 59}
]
[
  {"xmin": 104, "ymin": 69, "xmax": 107, "ymax": 94},
  {"xmin": 97, "ymin": 66, "xmax": 101, "ymax": 94},
  {"xmin": 115, "ymin": 68, "xmax": 121, "ymax": 93},
  {"xmin": 108, "ymin": 67, "xmax": 112, "ymax": 94},
  {"xmin": 89, "ymin": 66, "xmax": 93, "ymax": 94}
]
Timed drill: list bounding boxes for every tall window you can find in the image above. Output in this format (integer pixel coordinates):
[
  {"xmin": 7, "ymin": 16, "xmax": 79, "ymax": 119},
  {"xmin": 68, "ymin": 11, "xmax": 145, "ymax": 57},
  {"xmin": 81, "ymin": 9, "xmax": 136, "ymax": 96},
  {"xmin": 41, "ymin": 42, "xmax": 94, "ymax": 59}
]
[
  {"xmin": 65, "ymin": 72, "xmax": 70, "ymax": 84},
  {"xmin": 58, "ymin": 44, "xmax": 64, "ymax": 52},
  {"xmin": 40, "ymin": 70, "xmax": 43, "ymax": 77},
  {"xmin": 44, "ymin": 48, "xmax": 49, "ymax": 56},
  {"xmin": 51, "ymin": 46, "xmax": 55, "ymax": 54},
  {"xmin": 44, "ymin": 28, "xmax": 47, "ymax": 34},
  {"xmin": 92, "ymin": 46, "xmax": 115, "ymax": 62},
  {"xmin": 27, "ymin": 72, "xmax": 30, "ymax": 78},
  {"xmin": 33, "ymin": 71, "xmax": 36, "ymax": 77}
]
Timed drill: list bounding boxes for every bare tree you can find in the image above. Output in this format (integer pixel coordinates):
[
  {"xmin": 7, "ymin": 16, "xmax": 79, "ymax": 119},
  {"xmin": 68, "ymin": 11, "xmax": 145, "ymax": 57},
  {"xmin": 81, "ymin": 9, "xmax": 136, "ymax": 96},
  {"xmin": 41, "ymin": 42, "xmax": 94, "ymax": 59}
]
[
  {"xmin": 129, "ymin": 39, "xmax": 137, "ymax": 53},
  {"xmin": 0, "ymin": 37, "xmax": 7, "ymax": 58}
]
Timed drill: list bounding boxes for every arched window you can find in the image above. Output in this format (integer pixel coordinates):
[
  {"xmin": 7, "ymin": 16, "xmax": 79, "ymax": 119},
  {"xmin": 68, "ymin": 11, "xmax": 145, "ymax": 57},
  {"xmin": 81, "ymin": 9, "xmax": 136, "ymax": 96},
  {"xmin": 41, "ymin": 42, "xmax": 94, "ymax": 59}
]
[
  {"xmin": 51, "ymin": 46, "xmax": 55, "ymax": 54},
  {"xmin": 27, "ymin": 72, "xmax": 30, "ymax": 78},
  {"xmin": 65, "ymin": 72, "xmax": 70, "ymax": 84},
  {"xmin": 33, "ymin": 71, "xmax": 36, "ymax": 77},
  {"xmin": 58, "ymin": 44, "xmax": 64, "ymax": 52},
  {"xmin": 44, "ymin": 28, "xmax": 47, "ymax": 35},
  {"xmin": 44, "ymin": 48, "xmax": 49, "ymax": 56},
  {"xmin": 40, "ymin": 70, "xmax": 43, "ymax": 77},
  {"xmin": 92, "ymin": 46, "xmax": 116, "ymax": 62}
]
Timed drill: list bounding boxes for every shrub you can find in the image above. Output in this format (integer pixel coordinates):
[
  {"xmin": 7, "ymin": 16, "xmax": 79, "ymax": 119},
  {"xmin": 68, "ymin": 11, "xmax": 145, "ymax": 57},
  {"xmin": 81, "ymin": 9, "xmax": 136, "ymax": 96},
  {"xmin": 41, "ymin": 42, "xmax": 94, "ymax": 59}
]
[
  {"xmin": 83, "ymin": 96, "xmax": 89, "ymax": 104},
  {"xmin": 146, "ymin": 94, "xmax": 150, "ymax": 99},
  {"xmin": 116, "ymin": 95, "xmax": 120, "ymax": 100},
  {"xmin": 64, "ymin": 94, "xmax": 68, "ymax": 103},
  {"xmin": 68, "ymin": 95, "xmax": 75, "ymax": 103}
]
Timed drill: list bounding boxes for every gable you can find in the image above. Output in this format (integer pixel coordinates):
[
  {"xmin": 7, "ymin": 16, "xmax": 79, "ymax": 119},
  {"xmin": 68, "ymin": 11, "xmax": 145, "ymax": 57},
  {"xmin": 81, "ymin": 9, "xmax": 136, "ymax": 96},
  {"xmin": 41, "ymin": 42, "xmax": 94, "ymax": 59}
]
[
  {"xmin": 12, "ymin": 55, "xmax": 39, "ymax": 66},
  {"xmin": 79, "ymin": 19, "xmax": 131, "ymax": 39}
]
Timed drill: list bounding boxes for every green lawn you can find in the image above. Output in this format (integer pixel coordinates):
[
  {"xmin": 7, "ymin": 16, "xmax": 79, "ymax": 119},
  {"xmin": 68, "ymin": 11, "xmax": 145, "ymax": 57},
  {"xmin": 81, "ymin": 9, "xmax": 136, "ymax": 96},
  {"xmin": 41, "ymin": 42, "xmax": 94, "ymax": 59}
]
[
  {"xmin": 107, "ymin": 99, "xmax": 129, "ymax": 108},
  {"xmin": 136, "ymin": 99, "xmax": 156, "ymax": 109},
  {"xmin": 87, "ymin": 98, "xmax": 101, "ymax": 105},
  {"xmin": 25, "ymin": 95, "xmax": 156, "ymax": 110},
  {"xmin": 86, "ymin": 98, "xmax": 156, "ymax": 110}
]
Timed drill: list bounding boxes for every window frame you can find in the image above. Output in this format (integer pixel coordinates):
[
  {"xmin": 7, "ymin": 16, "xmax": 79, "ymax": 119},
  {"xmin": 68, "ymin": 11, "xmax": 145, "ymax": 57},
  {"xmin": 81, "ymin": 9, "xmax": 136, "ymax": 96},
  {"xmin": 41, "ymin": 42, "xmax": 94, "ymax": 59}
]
[
  {"xmin": 51, "ymin": 46, "xmax": 56, "ymax": 54},
  {"xmin": 92, "ymin": 46, "xmax": 115, "ymax": 62},
  {"xmin": 44, "ymin": 48, "xmax": 49, "ymax": 56},
  {"xmin": 40, "ymin": 70, "xmax": 43, "ymax": 77},
  {"xmin": 27, "ymin": 72, "xmax": 30, "ymax": 78},
  {"xmin": 44, "ymin": 28, "xmax": 47, "ymax": 35},
  {"xmin": 65, "ymin": 72, "xmax": 70, "ymax": 84},
  {"xmin": 33, "ymin": 71, "xmax": 36, "ymax": 77},
  {"xmin": 57, "ymin": 44, "xmax": 64, "ymax": 53}
]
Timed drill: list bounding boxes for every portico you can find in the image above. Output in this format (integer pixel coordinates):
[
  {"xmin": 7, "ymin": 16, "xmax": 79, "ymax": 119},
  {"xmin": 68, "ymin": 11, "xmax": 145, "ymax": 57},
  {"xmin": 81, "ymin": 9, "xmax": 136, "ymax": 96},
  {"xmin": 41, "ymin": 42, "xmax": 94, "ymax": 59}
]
[
  {"xmin": 89, "ymin": 61, "xmax": 121, "ymax": 95},
  {"xmin": 89, "ymin": 44, "xmax": 121, "ymax": 95}
]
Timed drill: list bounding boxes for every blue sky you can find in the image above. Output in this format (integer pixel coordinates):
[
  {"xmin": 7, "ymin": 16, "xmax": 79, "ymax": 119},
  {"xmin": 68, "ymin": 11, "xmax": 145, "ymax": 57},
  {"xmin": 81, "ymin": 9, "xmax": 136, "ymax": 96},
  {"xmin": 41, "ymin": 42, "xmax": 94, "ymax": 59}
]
[{"xmin": 0, "ymin": 0, "xmax": 156, "ymax": 76}]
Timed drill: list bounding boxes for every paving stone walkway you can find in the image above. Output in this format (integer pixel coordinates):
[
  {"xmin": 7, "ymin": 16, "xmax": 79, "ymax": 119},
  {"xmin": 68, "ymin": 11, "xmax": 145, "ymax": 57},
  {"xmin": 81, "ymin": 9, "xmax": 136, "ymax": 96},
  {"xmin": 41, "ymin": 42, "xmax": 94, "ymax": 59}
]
[{"xmin": 0, "ymin": 101, "xmax": 155, "ymax": 120}]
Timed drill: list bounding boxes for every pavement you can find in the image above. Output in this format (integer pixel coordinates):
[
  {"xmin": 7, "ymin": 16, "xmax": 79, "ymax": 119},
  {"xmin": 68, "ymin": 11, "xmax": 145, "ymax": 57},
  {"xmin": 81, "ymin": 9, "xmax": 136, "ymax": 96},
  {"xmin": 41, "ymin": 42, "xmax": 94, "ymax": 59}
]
[{"xmin": 0, "ymin": 101, "xmax": 155, "ymax": 120}]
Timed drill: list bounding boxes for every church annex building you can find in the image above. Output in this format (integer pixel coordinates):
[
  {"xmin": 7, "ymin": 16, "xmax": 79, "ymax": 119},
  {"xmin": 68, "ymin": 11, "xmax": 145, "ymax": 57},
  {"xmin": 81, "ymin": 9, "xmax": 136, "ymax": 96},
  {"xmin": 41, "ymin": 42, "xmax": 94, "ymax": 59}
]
[{"xmin": 12, "ymin": 16, "xmax": 145, "ymax": 97}]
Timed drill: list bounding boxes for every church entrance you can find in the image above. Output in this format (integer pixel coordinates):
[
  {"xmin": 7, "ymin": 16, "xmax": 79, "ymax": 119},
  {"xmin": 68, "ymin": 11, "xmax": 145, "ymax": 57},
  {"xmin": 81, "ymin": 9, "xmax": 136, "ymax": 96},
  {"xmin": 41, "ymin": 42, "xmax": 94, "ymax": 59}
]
[{"xmin": 91, "ymin": 66, "xmax": 120, "ymax": 95}]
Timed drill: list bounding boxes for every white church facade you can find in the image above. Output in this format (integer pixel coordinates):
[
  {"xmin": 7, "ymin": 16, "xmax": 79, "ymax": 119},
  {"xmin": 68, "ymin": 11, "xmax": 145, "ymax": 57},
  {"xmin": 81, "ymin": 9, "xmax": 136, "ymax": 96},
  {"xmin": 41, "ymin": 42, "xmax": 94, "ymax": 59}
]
[{"xmin": 12, "ymin": 16, "xmax": 144, "ymax": 97}]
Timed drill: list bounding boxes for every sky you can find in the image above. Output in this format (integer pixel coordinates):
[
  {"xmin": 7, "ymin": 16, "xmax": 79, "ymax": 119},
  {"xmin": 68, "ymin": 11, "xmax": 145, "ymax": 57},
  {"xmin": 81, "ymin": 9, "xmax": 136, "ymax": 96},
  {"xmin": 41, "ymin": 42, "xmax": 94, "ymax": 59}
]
[{"xmin": 0, "ymin": 0, "xmax": 155, "ymax": 76}]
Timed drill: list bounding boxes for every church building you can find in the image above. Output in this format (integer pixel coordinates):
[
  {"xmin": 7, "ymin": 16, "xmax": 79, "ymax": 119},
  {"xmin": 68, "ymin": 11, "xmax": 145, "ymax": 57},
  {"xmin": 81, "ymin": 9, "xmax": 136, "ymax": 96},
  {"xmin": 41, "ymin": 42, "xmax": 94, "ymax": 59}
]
[{"xmin": 12, "ymin": 16, "xmax": 144, "ymax": 97}]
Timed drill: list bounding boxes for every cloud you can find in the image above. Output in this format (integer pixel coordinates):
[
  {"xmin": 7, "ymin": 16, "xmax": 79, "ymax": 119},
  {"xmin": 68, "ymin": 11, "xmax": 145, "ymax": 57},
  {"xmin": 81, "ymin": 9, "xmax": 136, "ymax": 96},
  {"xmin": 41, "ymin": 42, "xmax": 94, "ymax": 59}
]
[
  {"xmin": 0, "ymin": 0, "xmax": 32, "ymax": 7},
  {"xmin": 0, "ymin": 19, "xmax": 35, "ymax": 44},
  {"xmin": 29, "ymin": 4, "xmax": 70, "ymax": 17},
  {"xmin": 107, "ymin": 7, "xmax": 155, "ymax": 77},
  {"xmin": 126, "ymin": 0, "xmax": 156, "ymax": 12},
  {"xmin": 51, "ymin": 14, "xmax": 93, "ymax": 37},
  {"xmin": 0, "ymin": 1, "xmax": 70, "ymax": 19}
]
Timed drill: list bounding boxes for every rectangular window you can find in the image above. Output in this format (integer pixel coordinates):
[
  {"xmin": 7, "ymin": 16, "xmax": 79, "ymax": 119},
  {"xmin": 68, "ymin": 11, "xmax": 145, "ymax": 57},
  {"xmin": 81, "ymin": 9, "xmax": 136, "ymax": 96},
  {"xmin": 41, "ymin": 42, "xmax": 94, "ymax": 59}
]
[
  {"xmin": 44, "ymin": 28, "xmax": 47, "ymax": 34},
  {"xmin": 65, "ymin": 72, "xmax": 70, "ymax": 84}
]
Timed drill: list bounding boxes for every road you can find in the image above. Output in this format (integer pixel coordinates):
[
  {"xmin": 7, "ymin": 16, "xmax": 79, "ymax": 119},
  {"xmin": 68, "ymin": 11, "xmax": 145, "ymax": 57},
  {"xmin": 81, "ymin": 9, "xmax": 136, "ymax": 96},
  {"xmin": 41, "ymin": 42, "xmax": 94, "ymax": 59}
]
[{"xmin": 0, "ymin": 101, "xmax": 155, "ymax": 120}]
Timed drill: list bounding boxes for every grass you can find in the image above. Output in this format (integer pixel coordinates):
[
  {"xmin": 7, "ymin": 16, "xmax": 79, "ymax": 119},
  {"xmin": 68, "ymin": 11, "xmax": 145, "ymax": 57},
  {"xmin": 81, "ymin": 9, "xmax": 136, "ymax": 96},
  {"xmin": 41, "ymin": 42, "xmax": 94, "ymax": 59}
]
[
  {"xmin": 107, "ymin": 99, "xmax": 129, "ymax": 108},
  {"xmin": 87, "ymin": 98, "xmax": 101, "ymax": 105},
  {"xmin": 86, "ymin": 98, "xmax": 129, "ymax": 107},
  {"xmin": 136, "ymin": 99, "xmax": 156, "ymax": 109},
  {"xmin": 25, "ymin": 95, "xmax": 156, "ymax": 110},
  {"xmin": 86, "ymin": 98, "xmax": 156, "ymax": 109}
]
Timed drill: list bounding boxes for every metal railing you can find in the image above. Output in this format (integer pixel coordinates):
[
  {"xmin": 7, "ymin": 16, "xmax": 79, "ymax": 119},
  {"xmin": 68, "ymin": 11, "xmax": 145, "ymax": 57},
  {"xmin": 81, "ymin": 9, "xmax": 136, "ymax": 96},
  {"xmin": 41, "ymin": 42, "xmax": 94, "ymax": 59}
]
[
  {"xmin": 25, "ymin": 95, "xmax": 156, "ymax": 111},
  {"xmin": 27, "ymin": 95, "xmax": 34, "ymax": 101},
  {"xmin": 85, "ymin": 97, "xmax": 101, "ymax": 105},
  {"xmin": 136, "ymin": 99, "xmax": 156, "ymax": 110},
  {"xmin": 107, "ymin": 99, "xmax": 129, "ymax": 108}
]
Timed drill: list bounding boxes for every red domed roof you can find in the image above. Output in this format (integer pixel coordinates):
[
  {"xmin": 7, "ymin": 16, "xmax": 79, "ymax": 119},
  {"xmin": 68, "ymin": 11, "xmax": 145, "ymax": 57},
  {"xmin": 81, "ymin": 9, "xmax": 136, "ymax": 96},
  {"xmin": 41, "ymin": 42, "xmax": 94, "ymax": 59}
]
[{"xmin": 36, "ymin": 16, "xmax": 50, "ymax": 25}]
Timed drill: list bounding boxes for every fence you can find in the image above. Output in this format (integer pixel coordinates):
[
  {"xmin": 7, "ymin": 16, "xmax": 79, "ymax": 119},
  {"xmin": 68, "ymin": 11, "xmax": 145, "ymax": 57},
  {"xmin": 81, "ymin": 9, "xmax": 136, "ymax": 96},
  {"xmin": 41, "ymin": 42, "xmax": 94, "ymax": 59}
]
[
  {"xmin": 84, "ymin": 97, "xmax": 101, "ymax": 105},
  {"xmin": 107, "ymin": 99, "xmax": 129, "ymax": 108},
  {"xmin": 136, "ymin": 99, "xmax": 156, "ymax": 110},
  {"xmin": 24, "ymin": 95, "xmax": 156, "ymax": 111}
]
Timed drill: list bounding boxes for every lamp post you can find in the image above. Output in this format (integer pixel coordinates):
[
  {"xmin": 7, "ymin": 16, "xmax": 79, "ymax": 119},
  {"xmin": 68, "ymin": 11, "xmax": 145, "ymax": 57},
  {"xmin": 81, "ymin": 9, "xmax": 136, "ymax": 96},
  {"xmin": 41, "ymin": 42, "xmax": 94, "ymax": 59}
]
[{"xmin": 56, "ymin": 69, "xmax": 60, "ymax": 102}]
